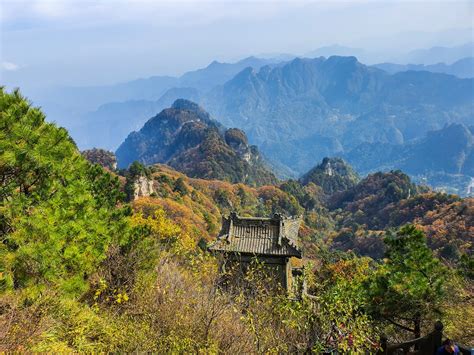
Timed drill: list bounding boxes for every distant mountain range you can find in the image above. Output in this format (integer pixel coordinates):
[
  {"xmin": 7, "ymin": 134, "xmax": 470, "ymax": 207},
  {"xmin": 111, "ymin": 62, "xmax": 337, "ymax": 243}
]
[
  {"xmin": 374, "ymin": 57, "xmax": 474, "ymax": 79},
  {"xmin": 344, "ymin": 123, "xmax": 474, "ymax": 196},
  {"xmin": 304, "ymin": 42, "xmax": 474, "ymax": 66},
  {"xmin": 77, "ymin": 54, "xmax": 473, "ymax": 158},
  {"xmin": 69, "ymin": 88, "xmax": 201, "ymax": 149},
  {"xmin": 116, "ymin": 99, "xmax": 277, "ymax": 186},
  {"xmin": 33, "ymin": 56, "xmax": 281, "ymax": 117},
  {"xmin": 305, "ymin": 45, "xmax": 369, "ymax": 63},
  {"xmin": 30, "ymin": 42, "xmax": 473, "ymax": 150},
  {"xmin": 403, "ymin": 42, "xmax": 474, "ymax": 65},
  {"xmin": 40, "ymin": 56, "xmax": 284, "ymax": 151},
  {"xmin": 112, "ymin": 57, "xmax": 473, "ymax": 194},
  {"xmin": 25, "ymin": 44, "xmax": 474, "ymax": 195},
  {"xmin": 200, "ymin": 56, "xmax": 473, "ymax": 174}
]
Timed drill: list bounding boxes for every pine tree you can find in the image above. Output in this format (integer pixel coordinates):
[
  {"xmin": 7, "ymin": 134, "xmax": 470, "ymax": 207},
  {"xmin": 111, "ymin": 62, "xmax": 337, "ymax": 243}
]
[
  {"xmin": 0, "ymin": 88, "xmax": 129, "ymax": 295},
  {"xmin": 366, "ymin": 225, "xmax": 447, "ymax": 338}
]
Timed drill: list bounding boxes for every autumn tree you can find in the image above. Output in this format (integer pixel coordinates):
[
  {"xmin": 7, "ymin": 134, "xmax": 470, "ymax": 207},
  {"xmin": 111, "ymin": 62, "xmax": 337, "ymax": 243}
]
[{"xmin": 82, "ymin": 148, "xmax": 117, "ymax": 170}]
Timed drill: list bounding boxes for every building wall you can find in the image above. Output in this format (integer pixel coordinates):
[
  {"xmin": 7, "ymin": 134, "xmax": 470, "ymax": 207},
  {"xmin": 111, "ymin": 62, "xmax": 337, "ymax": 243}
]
[{"xmin": 219, "ymin": 253, "xmax": 289, "ymax": 291}]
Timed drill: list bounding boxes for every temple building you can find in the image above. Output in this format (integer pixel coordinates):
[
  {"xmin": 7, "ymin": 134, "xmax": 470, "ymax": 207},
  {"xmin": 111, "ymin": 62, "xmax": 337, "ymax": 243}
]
[{"xmin": 209, "ymin": 212, "xmax": 303, "ymax": 293}]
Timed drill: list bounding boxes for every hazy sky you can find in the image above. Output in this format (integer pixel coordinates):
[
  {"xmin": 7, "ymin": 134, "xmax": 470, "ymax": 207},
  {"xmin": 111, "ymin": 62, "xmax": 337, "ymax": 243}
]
[{"xmin": 1, "ymin": 0, "xmax": 473, "ymax": 89}]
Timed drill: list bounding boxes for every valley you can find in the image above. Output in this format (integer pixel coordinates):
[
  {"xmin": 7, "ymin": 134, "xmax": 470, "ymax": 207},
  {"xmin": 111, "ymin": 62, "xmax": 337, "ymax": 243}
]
[{"xmin": 26, "ymin": 51, "xmax": 473, "ymax": 196}]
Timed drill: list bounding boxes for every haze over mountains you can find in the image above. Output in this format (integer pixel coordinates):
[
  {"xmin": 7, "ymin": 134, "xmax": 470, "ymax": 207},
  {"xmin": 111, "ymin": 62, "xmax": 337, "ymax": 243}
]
[
  {"xmin": 202, "ymin": 56, "xmax": 472, "ymax": 169},
  {"xmin": 18, "ymin": 41, "xmax": 474, "ymax": 196},
  {"xmin": 305, "ymin": 42, "xmax": 474, "ymax": 66},
  {"xmin": 345, "ymin": 123, "xmax": 474, "ymax": 194},
  {"xmin": 3, "ymin": 2, "xmax": 474, "ymax": 349},
  {"xmin": 29, "ymin": 42, "xmax": 473, "ymax": 143},
  {"xmin": 30, "ymin": 56, "xmax": 284, "ymax": 149},
  {"xmin": 403, "ymin": 42, "xmax": 474, "ymax": 65},
  {"xmin": 374, "ymin": 57, "xmax": 474, "ymax": 79}
]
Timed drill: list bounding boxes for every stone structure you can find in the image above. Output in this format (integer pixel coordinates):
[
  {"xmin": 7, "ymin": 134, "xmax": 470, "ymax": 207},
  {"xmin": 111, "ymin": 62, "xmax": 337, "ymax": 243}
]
[{"xmin": 209, "ymin": 212, "xmax": 303, "ymax": 292}]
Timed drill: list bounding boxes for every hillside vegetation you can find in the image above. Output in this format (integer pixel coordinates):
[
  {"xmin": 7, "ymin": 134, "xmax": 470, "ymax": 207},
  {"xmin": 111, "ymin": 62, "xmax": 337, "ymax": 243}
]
[{"xmin": 1, "ymin": 89, "xmax": 472, "ymax": 351}]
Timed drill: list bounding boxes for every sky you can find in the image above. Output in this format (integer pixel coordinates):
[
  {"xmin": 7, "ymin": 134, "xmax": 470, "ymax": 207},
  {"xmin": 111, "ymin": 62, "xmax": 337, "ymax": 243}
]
[{"xmin": 1, "ymin": 0, "xmax": 473, "ymax": 89}]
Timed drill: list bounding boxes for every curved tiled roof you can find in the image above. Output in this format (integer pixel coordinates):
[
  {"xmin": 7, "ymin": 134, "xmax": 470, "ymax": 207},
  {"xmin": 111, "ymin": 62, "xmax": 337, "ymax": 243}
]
[{"xmin": 209, "ymin": 213, "xmax": 302, "ymax": 258}]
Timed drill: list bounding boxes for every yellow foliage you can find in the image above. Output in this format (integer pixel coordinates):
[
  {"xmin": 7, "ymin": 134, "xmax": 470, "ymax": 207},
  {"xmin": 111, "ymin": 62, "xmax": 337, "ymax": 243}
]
[
  {"xmin": 130, "ymin": 207, "xmax": 197, "ymax": 254},
  {"xmin": 131, "ymin": 208, "xmax": 181, "ymax": 241}
]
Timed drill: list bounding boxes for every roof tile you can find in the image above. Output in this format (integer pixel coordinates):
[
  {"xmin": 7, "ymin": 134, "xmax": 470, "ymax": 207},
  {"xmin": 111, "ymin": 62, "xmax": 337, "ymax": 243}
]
[{"xmin": 209, "ymin": 213, "xmax": 302, "ymax": 257}]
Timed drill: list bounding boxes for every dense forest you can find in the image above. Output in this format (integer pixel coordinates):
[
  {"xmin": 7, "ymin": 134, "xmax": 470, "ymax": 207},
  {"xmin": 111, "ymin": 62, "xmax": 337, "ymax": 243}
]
[{"xmin": 1, "ymin": 89, "xmax": 472, "ymax": 352}]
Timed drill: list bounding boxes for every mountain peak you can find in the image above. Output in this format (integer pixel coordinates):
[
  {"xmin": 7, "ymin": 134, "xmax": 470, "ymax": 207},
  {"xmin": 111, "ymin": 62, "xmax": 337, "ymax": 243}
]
[
  {"xmin": 238, "ymin": 56, "xmax": 259, "ymax": 64},
  {"xmin": 325, "ymin": 55, "xmax": 359, "ymax": 66},
  {"xmin": 225, "ymin": 128, "xmax": 248, "ymax": 147},
  {"xmin": 300, "ymin": 157, "xmax": 360, "ymax": 195},
  {"xmin": 171, "ymin": 98, "xmax": 202, "ymax": 111},
  {"xmin": 226, "ymin": 66, "xmax": 256, "ymax": 87},
  {"xmin": 438, "ymin": 122, "xmax": 472, "ymax": 139},
  {"xmin": 116, "ymin": 102, "xmax": 276, "ymax": 186},
  {"xmin": 207, "ymin": 60, "xmax": 222, "ymax": 68}
]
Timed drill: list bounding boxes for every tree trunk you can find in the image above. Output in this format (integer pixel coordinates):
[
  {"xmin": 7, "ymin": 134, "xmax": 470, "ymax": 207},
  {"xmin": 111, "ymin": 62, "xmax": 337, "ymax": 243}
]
[
  {"xmin": 414, "ymin": 312, "xmax": 421, "ymax": 338},
  {"xmin": 414, "ymin": 312, "xmax": 422, "ymax": 350}
]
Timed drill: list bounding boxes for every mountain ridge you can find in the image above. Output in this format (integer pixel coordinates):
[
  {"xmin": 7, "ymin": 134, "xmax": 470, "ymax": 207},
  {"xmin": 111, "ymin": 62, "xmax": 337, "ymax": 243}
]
[
  {"xmin": 374, "ymin": 57, "xmax": 474, "ymax": 78},
  {"xmin": 201, "ymin": 56, "xmax": 473, "ymax": 175},
  {"xmin": 115, "ymin": 99, "xmax": 277, "ymax": 186},
  {"xmin": 344, "ymin": 123, "xmax": 474, "ymax": 196}
]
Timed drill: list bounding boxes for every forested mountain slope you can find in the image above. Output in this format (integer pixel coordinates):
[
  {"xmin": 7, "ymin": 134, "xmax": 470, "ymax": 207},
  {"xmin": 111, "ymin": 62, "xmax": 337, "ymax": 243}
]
[
  {"xmin": 2, "ymin": 89, "xmax": 472, "ymax": 351},
  {"xmin": 300, "ymin": 157, "xmax": 360, "ymax": 195},
  {"xmin": 116, "ymin": 99, "xmax": 277, "ymax": 186},
  {"xmin": 135, "ymin": 160, "xmax": 473, "ymax": 265}
]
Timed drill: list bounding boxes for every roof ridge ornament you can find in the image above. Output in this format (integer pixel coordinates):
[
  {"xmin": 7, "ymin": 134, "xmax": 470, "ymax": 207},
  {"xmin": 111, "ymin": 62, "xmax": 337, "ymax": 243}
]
[
  {"xmin": 228, "ymin": 217, "xmax": 234, "ymax": 242},
  {"xmin": 278, "ymin": 217, "xmax": 283, "ymax": 247}
]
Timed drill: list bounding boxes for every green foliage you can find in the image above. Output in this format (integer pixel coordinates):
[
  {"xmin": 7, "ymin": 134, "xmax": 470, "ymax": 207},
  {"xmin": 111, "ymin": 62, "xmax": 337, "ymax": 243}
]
[
  {"xmin": 86, "ymin": 163, "xmax": 125, "ymax": 208},
  {"xmin": 366, "ymin": 225, "xmax": 447, "ymax": 337},
  {"xmin": 305, "ymin": 251, "xmax": 380, "ymax": 352},
  {"xmin": 300, "ymin": 157, "xmax": 360, "ymax": 195},
  {"xmin": 330, "ymin": 170, "xmax": 418, "ymax": 217},
  {"xmin": 0, "ymin": 88, "xmax": 128, "ymax": 295},
  {"xmin": 458, "ymin": 254, "xmax": 474, "ymax": 280},
  {"xmin": 123, "ymin": 161, "xmax": 151, "ymax": 201},
  {"xmin": 220, "ymin": 253, "xmax": 379, "ymax": 353},
  {"xmin": 128, "ymin": 160, "xmax": 150, "ymax": 179},
  {"xmin": 280, "ymin": 179, "xmax": 321, "ymax": 210}
]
